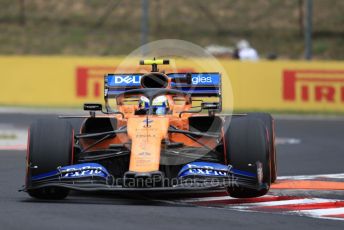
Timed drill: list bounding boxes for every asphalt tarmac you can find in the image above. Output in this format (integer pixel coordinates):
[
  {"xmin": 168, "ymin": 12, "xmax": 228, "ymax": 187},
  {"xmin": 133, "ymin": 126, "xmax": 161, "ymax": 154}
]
[{"xmin": 0, "ymin": 113, "xmax": 343, "ymax": 230}]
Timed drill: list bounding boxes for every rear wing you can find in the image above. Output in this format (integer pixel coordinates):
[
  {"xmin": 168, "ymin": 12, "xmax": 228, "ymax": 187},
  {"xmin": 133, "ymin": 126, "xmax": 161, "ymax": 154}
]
[
  {"xmin": 104, "ymin": 72, "xmax": 222, "ymax": 109},
  {"xmin": 105, "ymin": 73, "xmax": 221, "ymax": 96}
]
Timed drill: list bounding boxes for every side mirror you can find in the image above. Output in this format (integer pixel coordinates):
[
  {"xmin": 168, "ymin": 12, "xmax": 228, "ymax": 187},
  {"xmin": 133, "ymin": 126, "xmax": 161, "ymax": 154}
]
[
  {"xmin": 201, "ymin": 102, "xmax": 220, "ymax": 116},
  {"xmin": 201, "ymin": 102, "xmax": 220, "ymax": 110},
  {"xmin": 84, "ymin": 103, "xmax": 102, "ymax": 111}
]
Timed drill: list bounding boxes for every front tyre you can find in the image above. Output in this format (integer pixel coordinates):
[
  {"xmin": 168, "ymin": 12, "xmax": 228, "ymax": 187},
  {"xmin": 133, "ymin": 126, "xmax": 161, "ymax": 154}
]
[
  {"xmin": 26, "ymin": 119, "xmax": 74, "ymax": 199},
  {"xmin": 224, "ymin": 115, "xmax": 271, "ymax": 198}
]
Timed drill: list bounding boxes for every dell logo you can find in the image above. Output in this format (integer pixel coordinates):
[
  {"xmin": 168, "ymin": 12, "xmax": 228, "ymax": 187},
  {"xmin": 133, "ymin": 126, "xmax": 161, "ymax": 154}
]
[{"xmin": 114, "ymin": 75, "xmax": 142, "ymax": 84}]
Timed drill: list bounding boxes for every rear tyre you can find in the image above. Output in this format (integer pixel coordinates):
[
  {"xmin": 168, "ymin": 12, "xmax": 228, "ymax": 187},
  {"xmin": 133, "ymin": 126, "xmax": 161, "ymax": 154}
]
[
  {"xmin": 224, "ymin": 115, "xmax": 271, "ymax": 198},
  {"xmin": 26, "ymin": 119, "xmax": 74, "ymax": 199},
  {"xmin": 247, "ymin": 113, "xmax": 277, "ymax": 183}
]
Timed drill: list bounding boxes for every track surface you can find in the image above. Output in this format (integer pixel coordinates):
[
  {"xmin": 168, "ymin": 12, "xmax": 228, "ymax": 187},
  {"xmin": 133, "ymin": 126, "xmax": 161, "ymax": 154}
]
[{"xmin": 0, "ymin": 113, "xmax": 344, "ymax": 229}]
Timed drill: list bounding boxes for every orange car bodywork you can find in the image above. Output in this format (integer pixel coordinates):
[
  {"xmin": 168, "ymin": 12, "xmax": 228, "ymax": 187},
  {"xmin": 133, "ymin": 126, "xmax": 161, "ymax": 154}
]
[
  {"xmin": 127, "ymin": 116, "xmax": 169, "ymax": 172},
  {"xmin": 79, "ymin": 75, "xmax": 218, "ymax": 173}
]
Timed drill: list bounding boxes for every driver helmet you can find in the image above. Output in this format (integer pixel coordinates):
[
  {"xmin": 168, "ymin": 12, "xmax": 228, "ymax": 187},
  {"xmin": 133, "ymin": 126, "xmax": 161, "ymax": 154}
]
[{"xmin": 139, "ymin": 95, "xmax": 169, "ymax": 115}]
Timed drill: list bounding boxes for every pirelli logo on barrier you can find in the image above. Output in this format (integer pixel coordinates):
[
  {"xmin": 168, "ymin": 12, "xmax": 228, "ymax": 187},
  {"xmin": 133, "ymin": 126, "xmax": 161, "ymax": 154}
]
[
  {"xmin": 76, "ymin": 67, "xmax": 115, "ymax": 98},
  {"xmin": 283, "ymin": 70, "xmax": 344, "ymax": 103},
  {"xmin": 2, "ymin": 57, "xmax": 343, "ymax": 111}
]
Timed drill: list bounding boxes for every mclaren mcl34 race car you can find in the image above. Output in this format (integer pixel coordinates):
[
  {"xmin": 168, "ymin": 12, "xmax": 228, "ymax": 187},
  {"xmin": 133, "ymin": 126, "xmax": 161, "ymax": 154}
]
[{"xmin": 24, "ymin": 59, "xmax": 277, "ymax": 199}]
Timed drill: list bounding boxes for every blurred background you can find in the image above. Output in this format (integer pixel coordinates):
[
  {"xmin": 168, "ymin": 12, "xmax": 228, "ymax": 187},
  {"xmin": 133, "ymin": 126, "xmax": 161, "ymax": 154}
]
[
  {"xmin": 0, "ymin": 0, "xmax": 343, "ymax": 112},
  {"xmin": 0, "ymin": 0, "xmax": 343, "ymax": 59}
]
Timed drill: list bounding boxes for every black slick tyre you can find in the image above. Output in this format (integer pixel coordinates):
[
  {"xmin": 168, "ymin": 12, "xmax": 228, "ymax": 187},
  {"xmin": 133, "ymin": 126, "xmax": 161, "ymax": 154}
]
[
  {"xmin": 224, "ymin": 115, "xmax": 271, "ymax": 198},
  {"xmin": 26, "ymin": 119, "xmax": 74, "ymax": 199}
]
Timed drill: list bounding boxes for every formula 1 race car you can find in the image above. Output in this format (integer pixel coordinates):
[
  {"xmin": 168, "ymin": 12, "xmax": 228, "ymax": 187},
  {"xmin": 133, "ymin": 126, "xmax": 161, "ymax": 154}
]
[{"xmin": 24, "ymin": 59, "xmax": 277, "ymax": 199}]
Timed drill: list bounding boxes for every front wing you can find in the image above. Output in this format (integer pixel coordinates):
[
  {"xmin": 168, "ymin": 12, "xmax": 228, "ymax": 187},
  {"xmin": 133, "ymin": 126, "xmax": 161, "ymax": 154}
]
[{"xmin": 23, "ymin": 162, "xmax": 268, "ymax": 193}]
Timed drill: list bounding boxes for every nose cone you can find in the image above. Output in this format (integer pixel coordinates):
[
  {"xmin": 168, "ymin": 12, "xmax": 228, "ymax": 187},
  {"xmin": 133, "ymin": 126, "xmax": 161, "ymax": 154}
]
[{"xmin": 127, "ymin": 117, "xmax": 169, "ymax": 173}]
